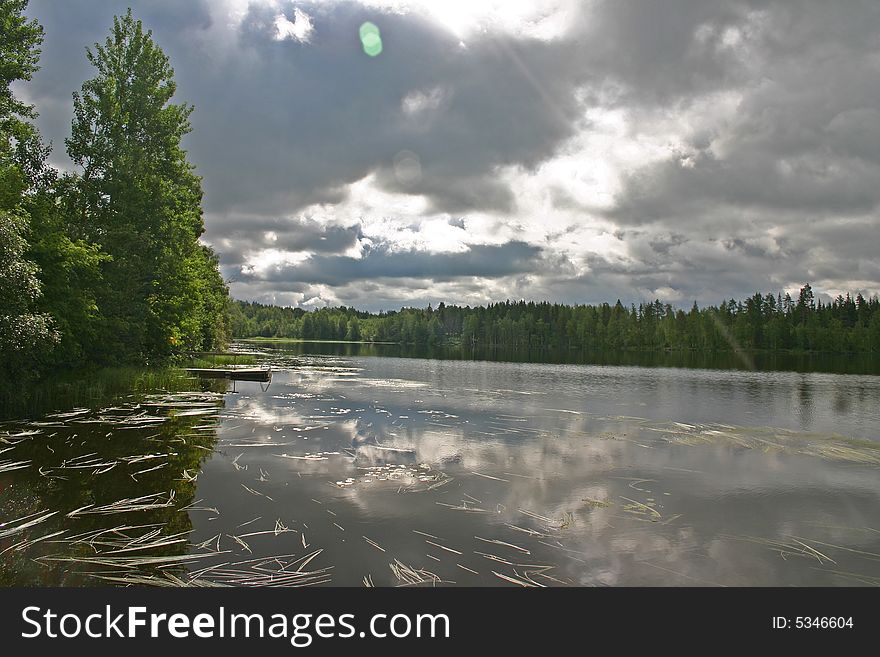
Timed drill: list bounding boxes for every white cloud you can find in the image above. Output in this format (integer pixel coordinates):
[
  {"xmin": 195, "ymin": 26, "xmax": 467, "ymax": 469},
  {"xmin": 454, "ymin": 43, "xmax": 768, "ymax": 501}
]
[
  {"xmin": 401, "ymin": 86, "xmax": 447, "ymax": 118},
  {"xmin": 240, "ymin": 248, "xmax": 312, "ymax": 277},
  {"xmin": 273, "ymin": 7, "xmax": 314, "ymax": 42}
]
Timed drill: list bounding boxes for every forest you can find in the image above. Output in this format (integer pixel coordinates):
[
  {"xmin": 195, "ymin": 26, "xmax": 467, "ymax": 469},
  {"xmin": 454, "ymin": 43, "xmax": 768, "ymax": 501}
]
[
  {"xmin": 1, "ymin": 3, "xmax": 229, "ymax": 381},
  {"xmin": 230, "ymin": 286, "xmax": 880, "ymax": 354}
]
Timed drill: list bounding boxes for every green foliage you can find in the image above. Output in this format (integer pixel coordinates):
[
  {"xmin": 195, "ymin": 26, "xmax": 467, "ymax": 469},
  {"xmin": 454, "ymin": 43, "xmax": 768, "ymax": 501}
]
[
  {"xmin": 64, "ymin": 9, "xmax": 228, "ymax": 363},
  {"xmin": 1, "ymin": 5, "xmax": 229, "ymax": 385},
  {"xmin": 345, "ymin": 316, "xmax": 361, "ymax": 341},
  {"xmin": 185, "ymin": 354, "xmax": 256, "ymax": 368},
  {"xmin": 0, "ymin": 0, "xmax": 42, "ymax": 120},
  {"xmin": 231, "ymin": 287, "xmax": 880, "ymax": 354},
  {"xmin": 0, "ymin": 208, "xmax": 58, "ymax": 375},
  {"xmin": 0, "ymin": 0, "xmax": 58, "ymax": 378},
  {"xmin": 24, "ymin": 174, "xmax": 108, "ymax": 366}
]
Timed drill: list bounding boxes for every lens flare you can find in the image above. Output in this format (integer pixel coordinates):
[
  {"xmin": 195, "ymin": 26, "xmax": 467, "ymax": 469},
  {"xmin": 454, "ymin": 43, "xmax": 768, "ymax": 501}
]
[
  {"xmin": 359, "ymin": 22, "xmax": 383, "ymax": 57},
  {"xmin": 393, "ymin": 150, "xmax": 422, "ymax": 185}
]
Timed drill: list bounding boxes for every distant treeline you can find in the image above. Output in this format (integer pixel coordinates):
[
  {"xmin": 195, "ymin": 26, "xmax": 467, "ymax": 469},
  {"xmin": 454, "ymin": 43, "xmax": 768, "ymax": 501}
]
[
  {"xmin": 2, "ymin": 4, "xmax": 228, "ymax": 381},
  {"xmin": 232, "ymin": 285, "xmax": 880, "ymax": 353}
]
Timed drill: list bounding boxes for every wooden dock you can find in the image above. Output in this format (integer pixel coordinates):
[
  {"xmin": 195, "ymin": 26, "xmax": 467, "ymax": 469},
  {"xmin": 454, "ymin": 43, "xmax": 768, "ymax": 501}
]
[{"xmin": 185, "ymin": 367, "xmax": 272, "ymax": 382}]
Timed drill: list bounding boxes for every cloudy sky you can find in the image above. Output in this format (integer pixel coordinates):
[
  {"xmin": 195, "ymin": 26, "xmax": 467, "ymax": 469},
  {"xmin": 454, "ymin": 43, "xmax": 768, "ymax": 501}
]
[{"xmin": 19, "ymin": 0, "xmax": 880, "ymax": 310}]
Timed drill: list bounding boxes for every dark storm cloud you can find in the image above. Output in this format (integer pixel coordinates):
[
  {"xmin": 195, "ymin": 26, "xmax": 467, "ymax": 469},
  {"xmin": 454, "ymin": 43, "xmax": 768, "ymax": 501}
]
[
  {"xmin": 25, "ymin": 0, "xmax": 588, "ymax": 214},
  {"xmin": 579, "ymin": 0, "xmax": 759, "ymax": 104},
  {"xmin": 210, "ymin": 216, "xmax": 362, "ymax": 267},
  {"xmin": 236, "ymin": 241, "xmax": 543, "ymax": 286},
  {"xmin": 720, "ymin": 238, "xmax": 784, "ymax": 260},
  {"xmin": 19, "ymin": 0, "xmax": 880, "ymax": 307},
  {"xmin": 609, "ymin": 0, "xmax": 880, "ymax": 227},
  {"xmin": 610, "ymin": 148, "xmax": 880, "ymax": 227},
  {"xmin": 217, "ymin": 1, "xmax": 587, "ymax": 215},
  {"xmin": 584, "ymin": 0, "xmax": 880, "ymax": 303}
]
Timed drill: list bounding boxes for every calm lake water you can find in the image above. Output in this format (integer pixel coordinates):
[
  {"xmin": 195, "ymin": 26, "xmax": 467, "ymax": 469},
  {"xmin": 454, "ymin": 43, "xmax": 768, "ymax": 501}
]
[{"xmin": 2, "ymin": 343, "xmax": 879, "ymax": 586}]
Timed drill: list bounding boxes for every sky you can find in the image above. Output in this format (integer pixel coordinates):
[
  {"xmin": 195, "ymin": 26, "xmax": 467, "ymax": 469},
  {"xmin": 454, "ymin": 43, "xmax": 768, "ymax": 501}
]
[{"xmin": 18, "ymin": 0, "xmax": 880, "ymax": 311}]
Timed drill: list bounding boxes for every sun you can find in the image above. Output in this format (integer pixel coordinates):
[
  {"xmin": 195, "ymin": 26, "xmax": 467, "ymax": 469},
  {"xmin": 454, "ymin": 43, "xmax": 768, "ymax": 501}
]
[{"xmin": 414, "ymin": 0, "xmax": 491, "ymax": 37}]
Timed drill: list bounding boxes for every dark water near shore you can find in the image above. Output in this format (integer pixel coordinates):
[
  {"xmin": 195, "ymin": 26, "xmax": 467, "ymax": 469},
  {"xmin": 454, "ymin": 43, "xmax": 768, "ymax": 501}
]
[{"xmin": 1, "ymin": 343, "xmax": 879, "ymax": 586}]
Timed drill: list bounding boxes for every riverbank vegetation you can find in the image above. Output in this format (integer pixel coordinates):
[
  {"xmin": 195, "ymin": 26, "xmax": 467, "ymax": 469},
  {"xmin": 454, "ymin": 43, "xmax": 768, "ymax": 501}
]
[
  {"xmin": 1, "ymin": 3, "xmax": 228, "ymax": 386},
  {"xmin": 230, "ymin": 285, "xmax": 880, "ymax": 354}
]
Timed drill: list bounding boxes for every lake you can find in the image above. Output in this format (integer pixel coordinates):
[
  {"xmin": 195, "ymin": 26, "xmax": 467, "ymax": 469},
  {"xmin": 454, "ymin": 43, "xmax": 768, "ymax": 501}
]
[{"xmin": 1, "ymin": 343, "xmax": 879, "ymax": 586}]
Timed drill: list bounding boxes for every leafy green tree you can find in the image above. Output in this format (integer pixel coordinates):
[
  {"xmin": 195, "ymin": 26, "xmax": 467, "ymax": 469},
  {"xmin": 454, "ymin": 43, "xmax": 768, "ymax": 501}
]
[
  {"xmin": 0, "ymin": 0, "xmax": 58, "ymax": 378},
  {"xmin": 345, "ymin": 316, "xmax": 361, "ymax": 341},
  {"xmin": 65, "ymin": 10, "xmax": 227, "ymax": 362},
  {"xmin": 24, "ymin": 178, "xmax": 108, "ymax": 366},
  {"xmin": 0, "ymin": 208, "xmax": 58, "ymax": 376},
  {"xmin": 427, "ymin": 316, "xmax": 443, "ymax": 346}
]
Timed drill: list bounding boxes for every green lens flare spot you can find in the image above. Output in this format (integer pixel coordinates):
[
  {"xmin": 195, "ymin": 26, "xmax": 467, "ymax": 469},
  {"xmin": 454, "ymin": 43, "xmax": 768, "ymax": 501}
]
[
  {"xmin": 362, "ymin": 34, "xmax": 382, "ymax": 57},
  {"xmin": 359, "ymin": 22, "xmax": 380, "ymax": 40},
  {"xmin": 359, "ymin": 22, "xmax": 383, "ymax": 57}
]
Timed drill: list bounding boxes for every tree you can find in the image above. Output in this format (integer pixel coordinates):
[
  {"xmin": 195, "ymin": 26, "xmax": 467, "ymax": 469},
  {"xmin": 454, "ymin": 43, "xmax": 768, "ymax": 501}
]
[
  {"xmin": 795, "ymin": 284, "xmax": 815, "ymax": 326},
  {"xmin": 0, "ymin": 0, "xmax": 58, "ymax": 378},
  {"xmin": 66, "ymin": 10, "xmax": 227, "ymax": 362},
  {"xmin": 0, "ymin": 208, "xmax": 58, "ymax": 377},
  {"xmin": 24, "ymin": 176, "xmax": 108, "ymax": 366},
  {"xmin": 462, "ymin": 315, "xmax": 479, "ymax": 346},
  {"xmin": 425, "ymin": 316, "xmax": 441, "ymax": 345},
  {"xmin": 345, "ymin": 317, "xmax": 361, "ymax": 341}
]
